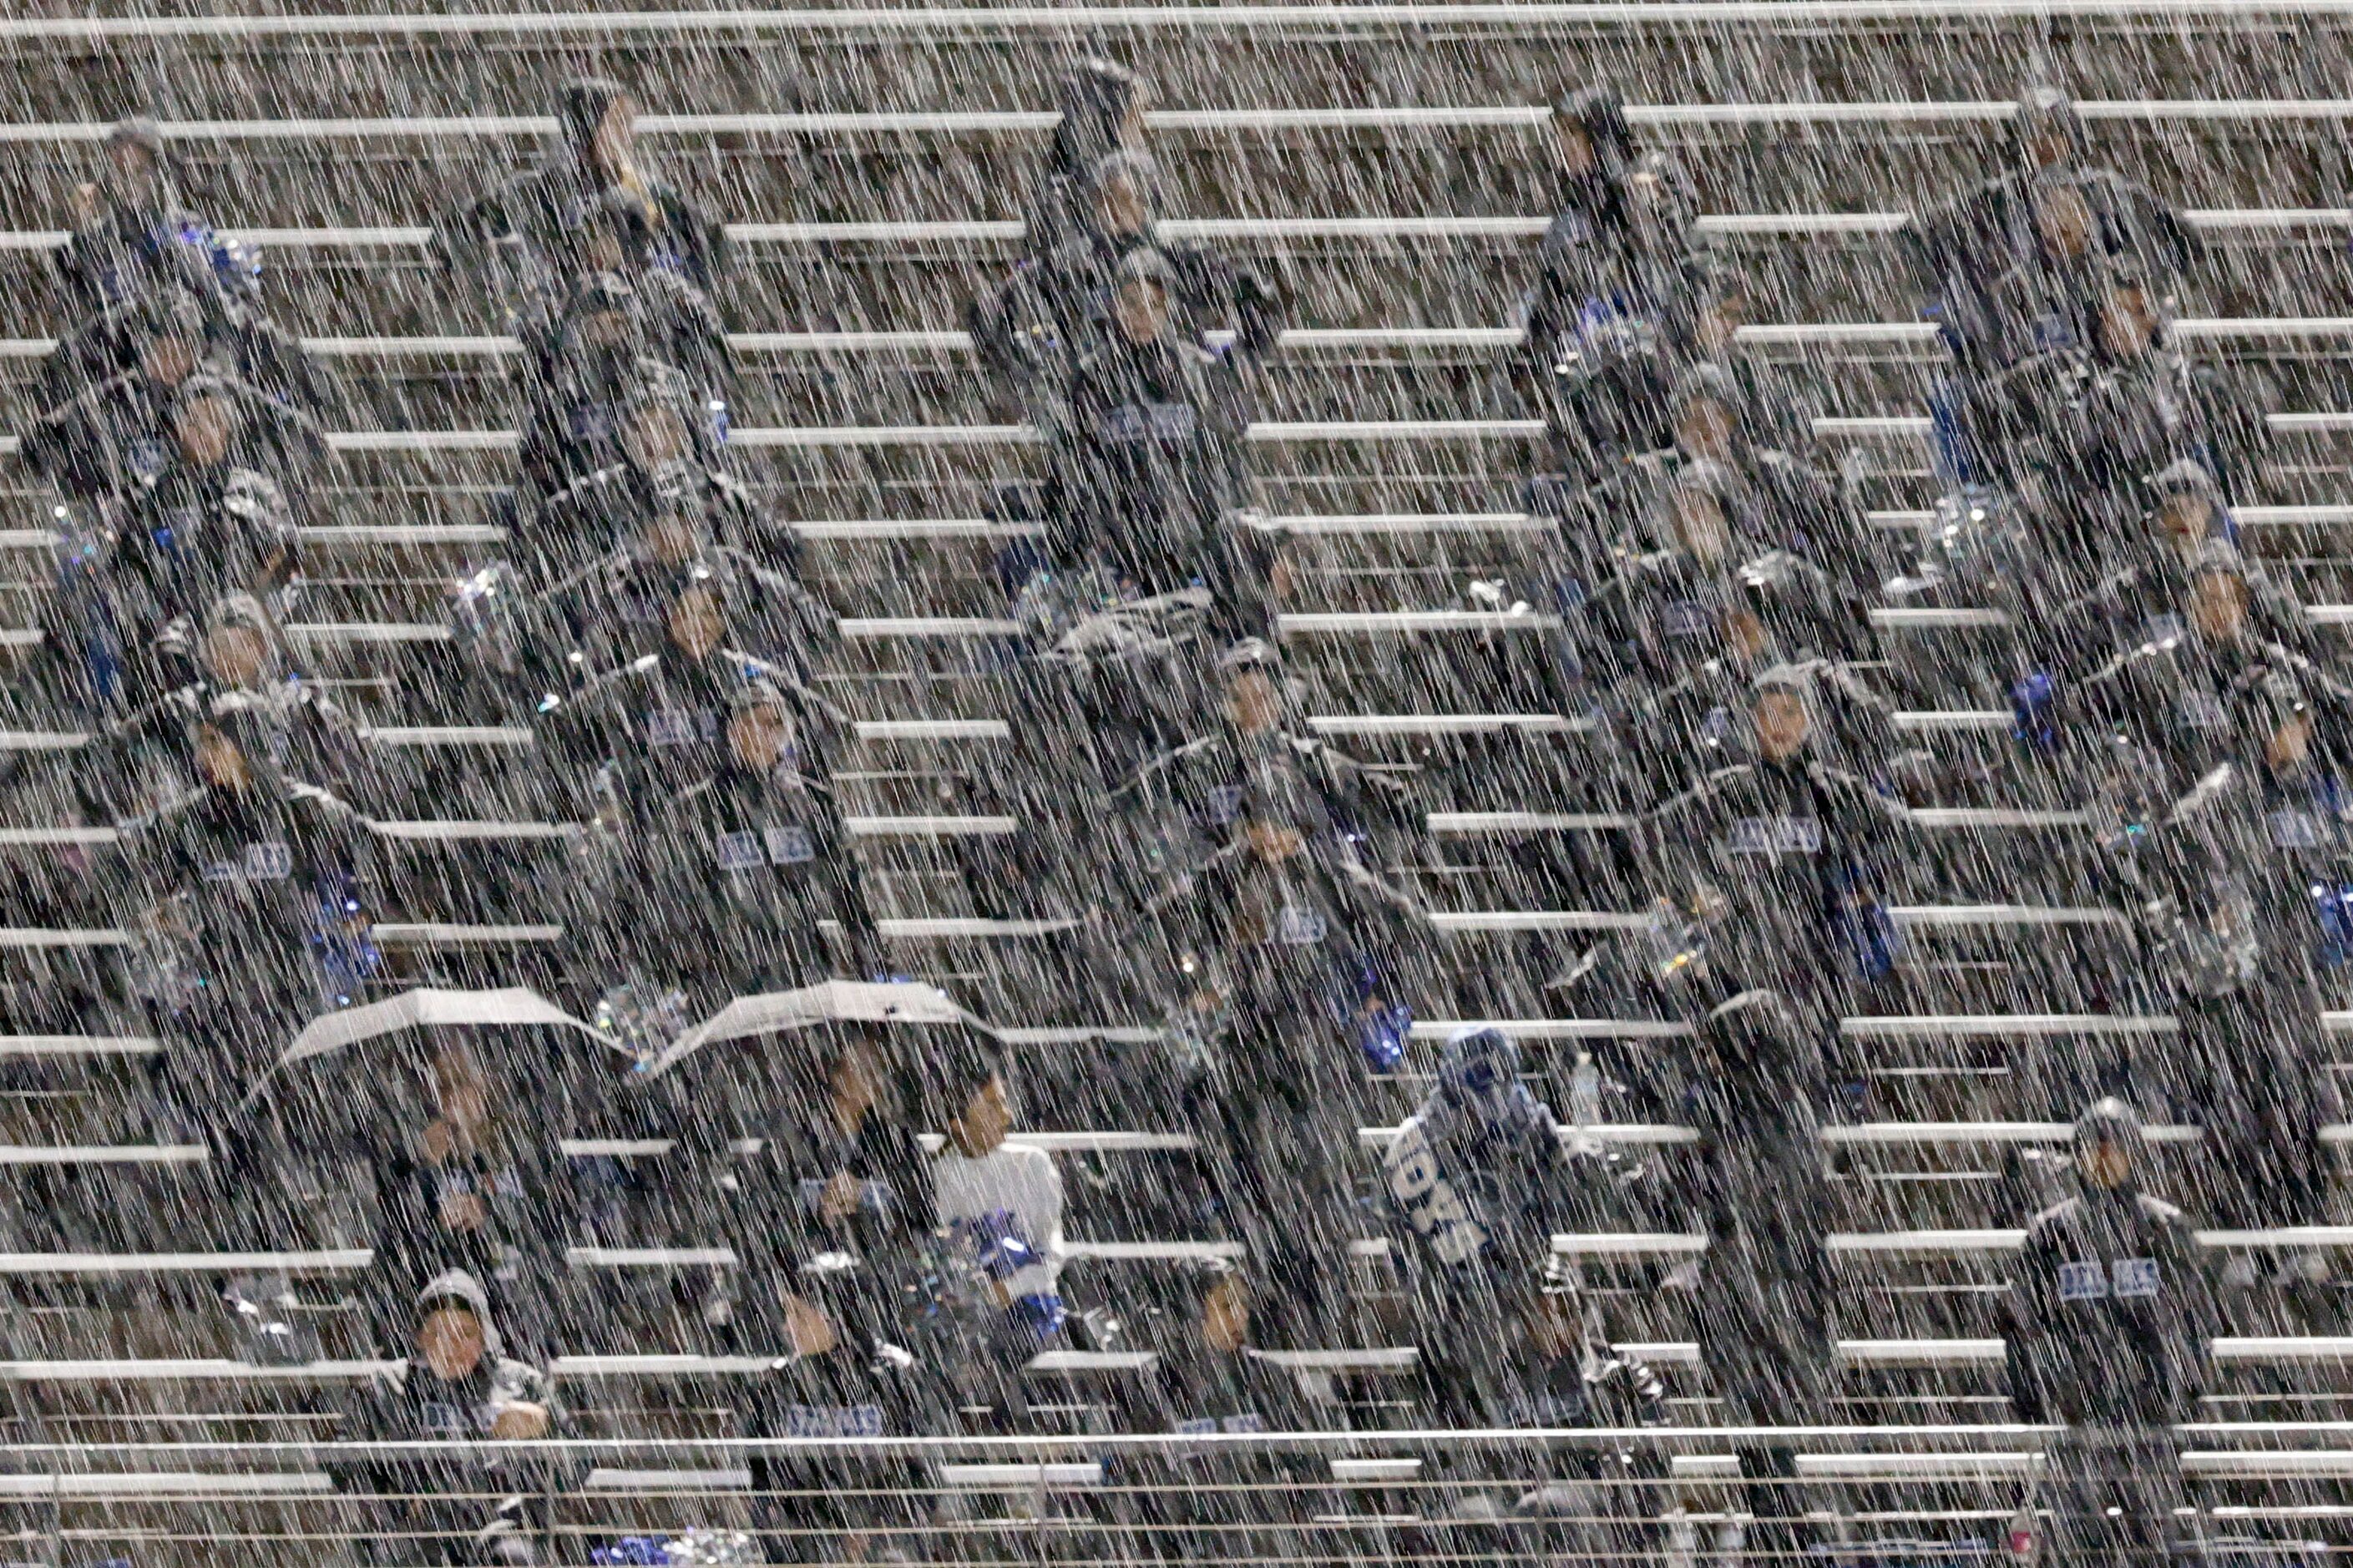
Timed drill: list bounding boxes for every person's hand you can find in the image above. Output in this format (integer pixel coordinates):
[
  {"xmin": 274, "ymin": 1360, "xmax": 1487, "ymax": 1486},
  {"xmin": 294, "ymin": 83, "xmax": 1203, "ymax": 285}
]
[
  {"xmin": 817, "ymin": 1171, "xmax": 863, "ymax": 1223},
  {"xmin": 490, "ymin": 1401, "xmax": 549, "ymax": 1440},
  {"xmin": 784, "ymin": 1292, "xmax": 839, "ymax": 1358}
]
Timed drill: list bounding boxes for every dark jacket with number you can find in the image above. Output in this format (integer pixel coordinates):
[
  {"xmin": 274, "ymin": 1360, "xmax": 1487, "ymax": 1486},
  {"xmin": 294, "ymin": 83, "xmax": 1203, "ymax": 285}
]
[
  {"xmin": 1058, "ymin": 334, "xmax": 1252, "ymax": 594},
  {"xmin": 2006, "ymin": 1189, "xmax": 2219, "ymax": 1425},
  {"xmin": 546, "ymin": 651, "xmax": 877, "ymax": 1003},
  {"xmin": 1632, "ymin": 759, "xmax": 1915, "ymax": 1021}
]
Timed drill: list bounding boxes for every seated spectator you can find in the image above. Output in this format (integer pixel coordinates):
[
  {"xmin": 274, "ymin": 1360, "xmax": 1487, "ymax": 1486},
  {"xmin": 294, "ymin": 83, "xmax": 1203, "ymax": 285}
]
[
  {"xmin": 1021, "ymin": 59, "xmax": 1151, "ymax": 260},
  {"xmin": 359, "ymin": 1039, "xmax": 576, "ymax": 1365},
  {"xmin": 552, "ymin": 650, "xmax": 877, "ymax": 1022},
  {"xmin": 923, "ymin": 1050, "xmax": 1066, "ymax": 1419},
  {"xmin": 709, "ymin": 1032, "xmax": 937, "ymax": 1353},
  {"xmin": 972, "ymin": 149, "xmax": 1283, "ymax": 425},
  {"xmin": 1054, "ymin": 250, "xmax": 1261, "ymax": 635},
  {"xmin": 745, "ymin": 1256, "xmax": 948, "ymax": 1565},
  {"xmin": 2018, "ymin": 459, "xmax": 2313, "ymax": 694},
  {"xmin": 53, "ymin": 119, "xmax": 262, "ymax": 318},
  {"xmin": 1911, "ymin": 80, "xmax": 2193, "ymax": 376},
  {"xmin": 1111, "ymin": 1262, "xmax": 1336, "ymax": 1559},
  {"xmin": 1386, "ymin": 1028, "xmax": 1605, "ymax": 1409},
  {"xmin": 334, "ymin": 1270, "xmax": 559, "ymax": 1565},
  {"xmin": 1617, "ymin": 663, "xmax": 1920, "ymax": 1037},
  {"xmin": 1521, "ymin": 85, "xmax": 1700, "ymax": 368},
  {"xmin": 436, "ymin": 78, "xmax": 727, "ymax": 331},
  {"xmin": 2006, "ymin": 1100, "xmax": 2219, "ymax": 1567},
  {"xmin": 1116, "ymin": 1261, "xmax": 1316, "ymax": 1434},
  {"xmin": 1415, "ymin": 1256, "xmax": 1666, "ymax": 1530}
]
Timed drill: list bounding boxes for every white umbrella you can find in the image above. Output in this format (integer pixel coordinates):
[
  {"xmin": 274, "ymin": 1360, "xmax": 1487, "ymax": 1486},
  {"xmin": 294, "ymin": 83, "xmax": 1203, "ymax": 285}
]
[{"xmin": 650, "ymin": 979, "xmax": 997, "ymax": 1076}]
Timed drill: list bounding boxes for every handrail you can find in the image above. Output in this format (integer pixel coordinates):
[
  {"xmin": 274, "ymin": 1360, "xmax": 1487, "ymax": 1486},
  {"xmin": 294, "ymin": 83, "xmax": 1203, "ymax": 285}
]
[
  {"xmin": 12, "ymin": 3, "xmax": 2353, "ymax": 42},
  {"xmin": 1, "ymin": 99, "xmax": 2351, "ymax": 144}
]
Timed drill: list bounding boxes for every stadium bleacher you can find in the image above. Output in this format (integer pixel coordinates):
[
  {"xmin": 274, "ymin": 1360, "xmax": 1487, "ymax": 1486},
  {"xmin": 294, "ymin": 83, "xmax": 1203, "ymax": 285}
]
[{"xmin": 4, "ymin": 3, "xmax": 2353, "ymax": 1562}]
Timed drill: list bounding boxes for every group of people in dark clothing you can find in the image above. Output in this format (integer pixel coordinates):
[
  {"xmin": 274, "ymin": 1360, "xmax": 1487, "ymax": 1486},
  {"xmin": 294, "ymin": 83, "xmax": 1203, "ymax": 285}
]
[{"xmin": 5, "ymin": 59, "xmax": 2334, "ymax": 1566}]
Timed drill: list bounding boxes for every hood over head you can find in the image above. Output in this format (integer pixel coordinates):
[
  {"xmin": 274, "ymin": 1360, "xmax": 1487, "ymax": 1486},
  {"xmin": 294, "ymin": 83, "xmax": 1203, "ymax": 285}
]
[
  {"xmin": 2153, "ymin": 458, "xmax": 2220, "ymax": 508},
  {"xmin": 1090, "ymin": 149, "xmax": 1166, "ymax": 231},
  {"xmin": 417, "ymin": 1267, "xmax": 504, "ymax": 1358},
  {"xmin": 2012, "ymin": 79, "xmax": 2088, "ymax": 165},
  {"xmin": 1047, "ymin": 59, "xmax": 1144, "ymax": 175},
  {"xmin": 1424, "ymin": 1024, "xmax": 1555, "ymax": 1148},
  {"xmin": 2072, "ymin": 1095, "xmax": 2148, "ymax": 1193},
  {"xmin": 559, "ymin": 78, "xmax": 635, "ymax": 162},
  {"xmin": 100, "ymin": 118, "xmax": 182, "ymax": 209},
  {"xmin": 1669, "ymin": 361, "xmax": 1748, "ymax": 420},
  {"xmin": 1552, "ymin": 86, "xmax": 1634, "ymax": 169},
  {"xmin": 2190, "ymin": 535, "xmax": 2249, "ymax": 584}
]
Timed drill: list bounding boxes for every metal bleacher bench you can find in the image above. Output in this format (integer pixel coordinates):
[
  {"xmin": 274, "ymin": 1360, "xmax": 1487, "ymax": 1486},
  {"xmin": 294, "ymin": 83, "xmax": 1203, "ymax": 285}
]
[
  {"xmin": 6, "ymin": 1336, "xmax": 2351, "ymax": 1389},
  {"xmin": 5, "ymin": 411, "xmax": 2353, "ymax": 463}
]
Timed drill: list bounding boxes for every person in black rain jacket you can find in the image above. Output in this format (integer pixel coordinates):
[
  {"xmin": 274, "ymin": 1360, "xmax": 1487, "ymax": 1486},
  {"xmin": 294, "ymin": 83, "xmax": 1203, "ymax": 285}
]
[
  {"xmin": 2081, "ymin": 665, "xmax": 2348, "ymax": 1230},
  {"xmin": 971, "ymin": 149, "xmax": 1283, "ymax": 423},
  {"xmin": 51, "ymin": 119, "xmax": 262, "ymax": 319},
  {"xmin": 1113, "ymin": 640, "xmax": 1434, "ymax": 1345},
  {"xmin": 334, "ymin": 1269, "xmax": 560, "ymax": 1566},
  {"xmin": 1055, "ymin": 250, "xmax": 1261, "ymax": 636},
  {"xmin": 546, "ymin": 610, "xmax": 877, "ymax": 1019},
  {"xmin": 1622, "ymin": 661, "xmax": 1920, "ymax": 1050},
  {"xmin": 1021, "ymin": 60, "xmax": 1151, "ymax": 260},
  {"xmin": 435, "ymin": 78, "xmax": 727, "ymax": 331},
  {"xmin": 1517, "ymin": 85, "xmax": 1701, "ymax": 434},
  {"xmin": 2006, "ymin": 1101, "xmax": 2220, "ymax": 1568}
]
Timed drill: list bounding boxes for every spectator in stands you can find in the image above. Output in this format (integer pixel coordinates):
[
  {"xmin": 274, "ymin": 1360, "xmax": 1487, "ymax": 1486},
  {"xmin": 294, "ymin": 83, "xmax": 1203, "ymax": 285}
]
[
  {"xmin": 111, "ymin": 599, "xmax": 374, "ymax": 1151},
  {"xmin": 1910, "ymin": 80, "xmax": 2192, "ymax": 379},
  {"xmin": 354, "ymin": 1037, "xmax": 576, "ymax": 1366},
  {"xmin": 524, "ymin": 493, "xmax": 834, "ymax": 685},
  {"xmin": 1024, "ymin": 59, "xmax": 1151, "ymax": 258},
  {"xmin": 551, "ymin": 643, "xmax": 878, "ymax": 1024},
  {"xmin": 715, "ymin": 1032, "xmax": 936, "ymax": 1355},
  {"xmin": 1672, "ymin": 262, "xmax": 1814, "ymax": 458},
  {"xmin": 435, "ymin": 78, "xmax": 727, "ymax": 330},
  {"xmin": 2011, "ymin": 459, "xmax": 2312, "ymax": 703},
  {"xmin": 336, "ymin": 1268, "xmax": 559, "ymax": 1565},
  {"xmin": 1418, "ymin": 1256, "xmax": 1667, "ymax": 1535},
  {"xmin": 1108, "ymin": 639, "xmax": 1432, "ymax": 1342},
  {"xmin": 522, "ymin": 208, "xmax": 731, "ymax": 395},
  {"xmin": 2006, "ymin": 1100, "xmax": 2219, "ymax": 1567},
  {"xmin": 52, "ymin": 119, "xmax": 262, "ymax": 318},
  {"xmin": 971, "ymin": 148, "xmax": 1283, "ymax": 427},
  {"xmin": 1517, "ymin": 86, "xmax": 1699, "ymax": 479},
  {"xmin": 1605, "ymin": 662, "xmax": 1919, "ymax": 1075},
  {"xmin": 1054, "ymin": 249, "xmax": 1264, "ymax": 640},
  {"xmin": 1107, "ymin": 1260, "xmax": 1336, "ymax": 1560},
  {"xmin": 745, "ymin": 1253, "xmax": 947, "ymax": 1564},
  {"xmin": 1675, "ymin": 989, "xmax": 1839, "ymax": 1561},
  {"xmin": 1662, "ymin": 368, "xmax": 1880, "ymax": 586},
  {"xmin": 518, "ymin": 351, "xmax": 718, "ymax": 514},
  {"xmin": 1960, "ymin": 258, "xmax": 2271, "ymax": 553},
  {"xmin": 923, "ymin": 1048, "xmax": 1067, "ymax": 1421},
  {"xmin": 104, "ymin": 377, "xmax": 313, "ymax": 665},
  {"xmin": 1384, "ymin": 1027, "xmax": 1598, "ymax": 1414},
  {"xmin": 2057, "ymin": 662, "xmax": 2345, "ymax": 1237},
  {"xmin": 2065, "ymin": 541, "xmax": 2349, "ymax": 806},
  {"xmin": 26, "ymin": 286, "xmax": 223, "ymax": 505},
  {"xmin": 1541, "ymin": 460, "xmax": 1878, "ymax": 802},
  {"xmin": 1116, "ymin": 1260, "xmax": 1316, "ymax": 1433}
]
